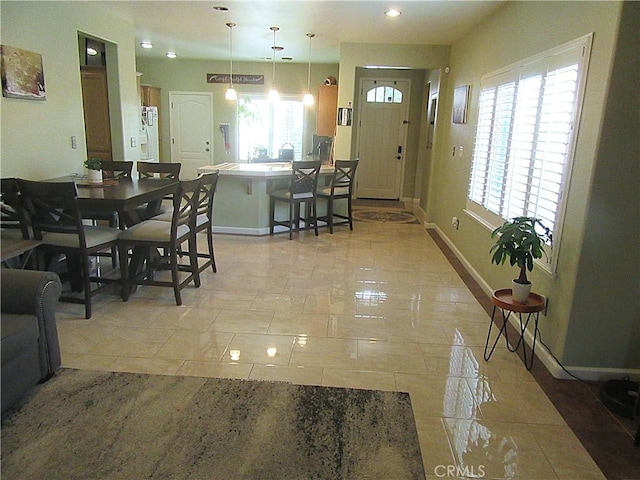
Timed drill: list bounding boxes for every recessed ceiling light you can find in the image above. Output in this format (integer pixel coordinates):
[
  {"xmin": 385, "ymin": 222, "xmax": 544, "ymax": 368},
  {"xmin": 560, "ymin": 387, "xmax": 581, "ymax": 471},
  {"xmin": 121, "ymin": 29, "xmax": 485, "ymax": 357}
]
[
  {"xmin": 385, "ymin": 8, "xmax": 401, "ymax": 17},
  {"xmin": 140, "ymin": 41, "xmax": 153, "ymax": 49},
  {"xmin": 212, "ymin": 6, "xmax": 229, "ymax": 11},
  {"xmin": 166, "ymin": 52, "xmax": 177, "ymax": 58}
]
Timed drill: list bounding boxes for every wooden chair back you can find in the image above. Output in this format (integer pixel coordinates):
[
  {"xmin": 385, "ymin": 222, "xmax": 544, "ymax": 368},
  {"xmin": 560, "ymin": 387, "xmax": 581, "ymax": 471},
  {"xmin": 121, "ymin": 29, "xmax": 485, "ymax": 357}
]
[
  {"xmin": 137, "ymin": 161, "xmax": 181, "ymax": 179},
  {"xmin": 101, "ymin": 160, "xmax": 133, "ymax": 179},
  {"xmin": 1, "ymin": 178, "xmax": 29, "ymax": 239}
]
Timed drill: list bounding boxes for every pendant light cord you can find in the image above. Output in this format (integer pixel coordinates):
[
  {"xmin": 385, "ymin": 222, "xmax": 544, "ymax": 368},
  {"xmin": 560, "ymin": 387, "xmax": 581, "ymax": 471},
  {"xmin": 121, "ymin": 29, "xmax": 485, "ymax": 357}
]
[
  {"xmin": 306, "ymin": 33, "xmax": 313, "ymax": 92},
  {"xmin": 227, "ymin": 23, "xmax": 236, "ymax": 87}
]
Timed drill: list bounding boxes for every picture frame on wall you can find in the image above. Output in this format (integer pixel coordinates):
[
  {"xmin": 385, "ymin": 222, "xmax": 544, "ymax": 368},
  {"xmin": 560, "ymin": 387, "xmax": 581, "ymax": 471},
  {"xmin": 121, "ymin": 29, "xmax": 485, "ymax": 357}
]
[
  {"xmin": 452, "ymin": 85, "xmax": 470, "ymax": 124},
  {"xmin": 1, "ymin": 45, "xmax": 46, "ymax": 100}
]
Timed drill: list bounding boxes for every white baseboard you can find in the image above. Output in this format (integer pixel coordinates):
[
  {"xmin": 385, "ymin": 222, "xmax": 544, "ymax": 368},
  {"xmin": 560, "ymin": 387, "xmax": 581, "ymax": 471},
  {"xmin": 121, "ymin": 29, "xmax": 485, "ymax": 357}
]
[{"xmin": 425, "ymin": 224, "xmax": 640, "ymax": 381}]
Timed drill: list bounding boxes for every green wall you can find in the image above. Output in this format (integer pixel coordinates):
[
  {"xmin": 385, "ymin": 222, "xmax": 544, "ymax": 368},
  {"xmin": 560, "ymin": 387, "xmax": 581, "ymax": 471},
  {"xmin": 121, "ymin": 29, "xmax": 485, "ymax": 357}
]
[
  {"xmin": 0, "ymin": 1, "xmax": 140, "ymax": 179},
  {"xmin": 134, "ymin": 57, "xmax": 338, "ymax": 166},
  {"xmin": 427, "ymin": 1, "xmax": 638, "ymax": 373},
  {"xmin": 1, "ymin": 0, "xmax": 636, "ymax": 375}
]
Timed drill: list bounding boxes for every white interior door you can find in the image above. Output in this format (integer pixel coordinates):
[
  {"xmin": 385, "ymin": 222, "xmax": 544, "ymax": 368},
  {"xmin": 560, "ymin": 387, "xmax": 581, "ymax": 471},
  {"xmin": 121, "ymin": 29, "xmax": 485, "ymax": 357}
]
[
  {"xmin": 355, "ymin": 79, "xmax": 410, "ymax": 199},
  {"xmin": 169, "ymin": 92, "xmax": 213, "ymax": 179}
]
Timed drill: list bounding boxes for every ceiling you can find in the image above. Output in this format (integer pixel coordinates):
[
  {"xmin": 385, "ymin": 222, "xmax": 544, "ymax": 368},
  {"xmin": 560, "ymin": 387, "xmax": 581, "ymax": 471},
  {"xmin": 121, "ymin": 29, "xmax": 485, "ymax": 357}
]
[{"xmin": 104, "ymin": 1, "xmax": 505, "ymax": 64}]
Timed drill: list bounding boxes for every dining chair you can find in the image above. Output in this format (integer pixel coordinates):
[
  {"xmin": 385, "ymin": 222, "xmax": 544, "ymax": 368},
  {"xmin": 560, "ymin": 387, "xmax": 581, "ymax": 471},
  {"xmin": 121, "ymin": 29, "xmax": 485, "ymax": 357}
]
[
  {"xmin": 101, "ymin": 160, "xmax": 134, "ymax": 180},
  {"xmin": 1, "ymin": 178, "xmax": 37, "ymax": 268},
  {"xmin": 269, "ymin": 160, "xmax": 321, "ymax": 240},
  {"xmin": 192, "ymin": 172, "xmax": 220, "ymax": 275},
  {"xmin": 137, "ymin": 161, "xmax": 181, "ymax": 179},
  {"xmin": 118, "ymin": 177, "xmax": 201, "ymax": 305},
  {"xmin": 316, "ymin": 159, "xmax": 359, "ymax": 234},
  {"xmin": 1, "ymin": 177, "xmax": 29, "ymax": 240},
  {"xmin": 155, "ymin": 172, "xmax": 220, "ymax": 280},
  {"xmin": 81, "ymin": 160, "xmax": 134, "ymax": 266},
  {"xmin": 134, "ymin": 161, "xmax": 182, "ymax": 220},
  {"xmin": 18, "ymin": 179, "xmax": 121, "ymax": 319}
]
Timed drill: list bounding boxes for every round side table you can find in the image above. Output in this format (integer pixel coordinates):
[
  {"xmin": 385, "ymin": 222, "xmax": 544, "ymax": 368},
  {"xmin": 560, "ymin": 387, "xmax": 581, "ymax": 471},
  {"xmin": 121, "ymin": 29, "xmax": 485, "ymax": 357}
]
[{"xmin": 483, "ymin": 288, "xmax": 546, "ymax": 370}]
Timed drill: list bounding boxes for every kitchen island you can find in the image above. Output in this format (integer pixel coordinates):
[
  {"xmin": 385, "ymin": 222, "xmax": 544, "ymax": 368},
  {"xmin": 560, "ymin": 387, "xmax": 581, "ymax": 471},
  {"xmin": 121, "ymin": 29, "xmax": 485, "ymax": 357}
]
[{"xmin": 198, "ymin": 162, "xmax": 336, "ymax": 235}]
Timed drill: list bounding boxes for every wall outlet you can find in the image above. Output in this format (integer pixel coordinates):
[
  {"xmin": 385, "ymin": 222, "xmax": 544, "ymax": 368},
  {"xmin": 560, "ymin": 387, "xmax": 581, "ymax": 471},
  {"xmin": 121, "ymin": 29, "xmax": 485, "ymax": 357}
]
[
  {"xmin": 71, "ymin": 135, "xmax": 77, "ymax": 149},
  {"xmin": 452, "ymin": 216, "xmax": 460, "ymax": 230},
  {"xmin": 130, "ymin": 136, "xmax": 137, "ymax": 148},
  {"xmin": 458, "ymin": 146, "xmax": 464, "ymax": 157}
]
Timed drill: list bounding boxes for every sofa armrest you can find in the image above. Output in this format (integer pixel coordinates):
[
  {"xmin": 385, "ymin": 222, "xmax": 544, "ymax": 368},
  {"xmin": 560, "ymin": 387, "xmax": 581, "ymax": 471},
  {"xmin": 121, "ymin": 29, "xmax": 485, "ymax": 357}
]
[
  {"xmin": 2, "ymin": 270, "xmax": 61, "ymax": 316},
  {"xmin": 1, "ymin": 269, "xmax": 62, "ymax": 375}
]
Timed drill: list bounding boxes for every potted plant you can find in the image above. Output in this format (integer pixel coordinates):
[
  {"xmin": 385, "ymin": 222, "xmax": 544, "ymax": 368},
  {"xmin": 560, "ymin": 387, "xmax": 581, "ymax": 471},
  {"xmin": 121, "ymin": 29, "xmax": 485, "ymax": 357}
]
[
  {"xmin": 490, "ymin": 216, "xmax": 551, "ymax": 302},
  {"xmin": 84, "ymin": 157, "xmax": 102, "ymax": 184}
]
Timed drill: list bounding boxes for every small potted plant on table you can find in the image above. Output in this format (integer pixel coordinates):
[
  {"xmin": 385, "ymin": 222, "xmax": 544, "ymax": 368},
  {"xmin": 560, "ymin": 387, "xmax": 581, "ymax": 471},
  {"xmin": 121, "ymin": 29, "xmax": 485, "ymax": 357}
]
[
  {"xmin": 490, "ymin": 216, "xmax": 551, "ymax": 302},
  {"xmin": 84, "ymin": 157, "xmax": 102, "ymax": 184}
]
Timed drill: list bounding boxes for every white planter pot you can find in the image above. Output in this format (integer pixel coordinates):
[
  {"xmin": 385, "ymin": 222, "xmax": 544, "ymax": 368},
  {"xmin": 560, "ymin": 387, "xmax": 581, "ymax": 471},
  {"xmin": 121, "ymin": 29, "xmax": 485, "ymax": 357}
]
[
  {"xmin": 87, "ymin": 169, "xmax": 102, "ymax": 184},
  {"xmin": 512, "ymin": 280, "xmax": 532, "ymax": 303}
]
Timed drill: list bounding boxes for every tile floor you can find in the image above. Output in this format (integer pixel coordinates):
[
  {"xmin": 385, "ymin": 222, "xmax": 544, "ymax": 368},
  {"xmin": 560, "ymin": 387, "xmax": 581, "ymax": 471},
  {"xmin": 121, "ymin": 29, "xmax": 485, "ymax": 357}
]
[{"xmin": 56, "ymin": 221, "xmax": 609, "ymax": 479}]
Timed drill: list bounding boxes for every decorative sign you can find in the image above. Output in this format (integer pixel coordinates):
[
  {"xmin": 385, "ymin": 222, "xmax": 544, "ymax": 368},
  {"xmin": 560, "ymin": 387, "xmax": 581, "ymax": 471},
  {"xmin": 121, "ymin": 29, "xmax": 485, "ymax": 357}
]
[
  {"xmin": 1, "ymin": 45, "xmax": 46, "ymax": 100},
  {"xmin": 207, "ymin": 74, "xmax": 264, "ymax": 85}
]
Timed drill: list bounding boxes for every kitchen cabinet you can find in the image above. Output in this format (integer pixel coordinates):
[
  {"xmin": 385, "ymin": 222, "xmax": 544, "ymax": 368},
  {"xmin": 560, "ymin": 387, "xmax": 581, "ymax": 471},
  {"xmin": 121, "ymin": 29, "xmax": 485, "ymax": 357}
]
[{"xmin": 317, "ymin": 85, "xmax": 338, "ymax": 137}]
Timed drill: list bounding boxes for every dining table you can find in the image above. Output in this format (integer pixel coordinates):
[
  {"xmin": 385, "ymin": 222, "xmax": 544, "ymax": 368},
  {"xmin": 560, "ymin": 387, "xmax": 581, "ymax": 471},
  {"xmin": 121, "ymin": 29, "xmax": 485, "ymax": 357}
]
[{"xmin": 48, "ymin": 175, "xmax": 179, "ymax": 227}]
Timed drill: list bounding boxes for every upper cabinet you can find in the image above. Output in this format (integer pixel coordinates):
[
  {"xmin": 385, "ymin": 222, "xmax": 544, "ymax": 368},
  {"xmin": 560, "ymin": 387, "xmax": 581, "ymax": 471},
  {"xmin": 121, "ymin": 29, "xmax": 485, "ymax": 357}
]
[{"xmin": 317, "ymin": 85, "xmax": 338, "ymax": 137}]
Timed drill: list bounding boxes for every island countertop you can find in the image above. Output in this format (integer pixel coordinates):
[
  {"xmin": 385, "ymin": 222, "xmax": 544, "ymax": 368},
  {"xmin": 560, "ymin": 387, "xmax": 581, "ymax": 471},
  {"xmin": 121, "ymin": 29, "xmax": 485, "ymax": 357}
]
[{"xmin": 198, "ymin": 162, "xmax": 334, "ymax": 178}]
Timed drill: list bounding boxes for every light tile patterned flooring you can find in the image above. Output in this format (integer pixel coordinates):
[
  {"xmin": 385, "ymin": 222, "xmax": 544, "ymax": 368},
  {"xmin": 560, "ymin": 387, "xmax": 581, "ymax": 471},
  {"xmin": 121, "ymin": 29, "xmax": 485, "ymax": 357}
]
[{"xmin": 56, "ymin": 222, "xmax": 605, "ymax": 479}]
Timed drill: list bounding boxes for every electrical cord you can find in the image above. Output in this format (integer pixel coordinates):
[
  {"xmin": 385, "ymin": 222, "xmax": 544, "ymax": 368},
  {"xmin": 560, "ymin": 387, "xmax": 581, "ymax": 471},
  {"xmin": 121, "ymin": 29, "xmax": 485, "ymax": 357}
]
[{"xmin": 534, "ymin": 325, "xmax": 588, "ymax": 383}]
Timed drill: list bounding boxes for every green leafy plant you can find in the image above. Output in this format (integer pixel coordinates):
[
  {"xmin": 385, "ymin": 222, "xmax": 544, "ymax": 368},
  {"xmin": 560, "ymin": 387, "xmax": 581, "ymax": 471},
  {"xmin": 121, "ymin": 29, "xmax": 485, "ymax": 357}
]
[
  {"xmin": 84, "ymin": 157, "xmax": 102, "ymax": 171},
  {"xmin": 490, "ymin": 216, "xmax": 551, "ymax": 284}
]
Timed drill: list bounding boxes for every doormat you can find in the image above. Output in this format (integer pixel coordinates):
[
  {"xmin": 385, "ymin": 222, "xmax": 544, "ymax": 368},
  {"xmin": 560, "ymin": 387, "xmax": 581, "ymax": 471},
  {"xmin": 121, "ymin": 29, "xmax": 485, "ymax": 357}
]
[
  {"xmin": 1, "ymin": 369, "xmax": 426, "ymax": 480},
  {"xmin": 352, "ymin": 207, "xmax": 419, "ymax": 224}
]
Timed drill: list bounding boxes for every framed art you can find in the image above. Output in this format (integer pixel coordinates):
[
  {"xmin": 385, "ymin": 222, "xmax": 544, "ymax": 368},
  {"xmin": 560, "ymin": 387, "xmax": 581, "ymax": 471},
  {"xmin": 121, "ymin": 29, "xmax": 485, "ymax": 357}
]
[
  {"xmin": 452, "ymin": 85, "xmax": 470, "ymax": 124},
  {"xmin": 1, "ymin": 45, "xmax": 46, "ymax": 100}
]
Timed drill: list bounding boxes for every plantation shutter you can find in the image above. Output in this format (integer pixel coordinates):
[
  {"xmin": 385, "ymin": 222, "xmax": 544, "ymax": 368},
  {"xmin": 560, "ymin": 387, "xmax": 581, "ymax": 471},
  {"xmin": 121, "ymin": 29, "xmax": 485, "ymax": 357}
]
[{"xmin": 466, "ymin": 35, "xmax": 592, "ymax": 272}]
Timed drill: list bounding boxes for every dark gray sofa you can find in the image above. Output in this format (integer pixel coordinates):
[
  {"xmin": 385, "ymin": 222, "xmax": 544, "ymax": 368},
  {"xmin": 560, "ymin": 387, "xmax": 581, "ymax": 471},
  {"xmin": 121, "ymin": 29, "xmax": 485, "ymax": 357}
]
[{"xmin": 1, "ymin": 269, "xmax": 62, "ymax": 413}]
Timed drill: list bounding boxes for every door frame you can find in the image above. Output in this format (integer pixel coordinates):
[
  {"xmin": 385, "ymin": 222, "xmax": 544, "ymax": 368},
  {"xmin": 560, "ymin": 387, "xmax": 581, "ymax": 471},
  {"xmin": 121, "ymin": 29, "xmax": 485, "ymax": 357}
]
[{"xmin": 354, "ymin": 77, "xmax": 411, "ymax": 200}]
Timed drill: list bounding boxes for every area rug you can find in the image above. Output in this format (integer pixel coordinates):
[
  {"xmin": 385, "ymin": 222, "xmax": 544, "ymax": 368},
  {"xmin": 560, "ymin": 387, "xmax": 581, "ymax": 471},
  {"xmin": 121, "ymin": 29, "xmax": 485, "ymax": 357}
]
[
  {"xmin": 1, "ymin": 369, "xmax": 426, "ymax": 480},
  {"xmin": 352, "ymin": 207, "xmax": 419, "ymax": 224}
]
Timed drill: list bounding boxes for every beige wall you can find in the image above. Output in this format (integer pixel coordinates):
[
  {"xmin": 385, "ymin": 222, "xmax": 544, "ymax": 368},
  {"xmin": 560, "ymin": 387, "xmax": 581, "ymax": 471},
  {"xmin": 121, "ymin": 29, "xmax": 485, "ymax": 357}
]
[
  {"xmin": 427, "ymin": 1, "xmax": 638, "ymax": 374},
  {"xmin": 1, "ymin": 0, "xmax": 636, "ymax": 375},
  {"xmin": 0, "ymin": 1, "xmax": 140, "ymax": 179},
  {"xmin": 135, "ymin": 57, "xmax": 338, "ymax": 165},
  {"xmin": 335, "ymin": 43, "xmax": 451, "ymax": 161}
]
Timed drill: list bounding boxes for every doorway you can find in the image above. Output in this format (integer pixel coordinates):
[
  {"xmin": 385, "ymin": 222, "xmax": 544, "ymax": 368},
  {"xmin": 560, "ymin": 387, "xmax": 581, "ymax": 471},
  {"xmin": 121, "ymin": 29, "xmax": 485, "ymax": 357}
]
[
  {"xmin": 169, "ymin": 92, "xmax": 213, "ymax": 179},
  {"xmin": 355, "ymin": 78, "xmax": 410, "ymax": 200},
  {"xmin": 78, "ymin": 34, "xmax": 123, "ymax": 163},
  {"xmin": 79, "ymin": 37, "xmax": 111, "ymax": 162}
]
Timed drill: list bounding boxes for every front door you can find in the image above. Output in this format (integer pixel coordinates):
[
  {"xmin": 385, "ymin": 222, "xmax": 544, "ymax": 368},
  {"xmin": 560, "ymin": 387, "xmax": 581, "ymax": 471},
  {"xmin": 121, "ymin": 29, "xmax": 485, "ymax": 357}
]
[
  {"xmin": 355, "ymin": 79, "xmax": 410, "ymax": 199},
  {"xmin": 169, "ymin": 92, "xmax": 213, "ymax": 179}
]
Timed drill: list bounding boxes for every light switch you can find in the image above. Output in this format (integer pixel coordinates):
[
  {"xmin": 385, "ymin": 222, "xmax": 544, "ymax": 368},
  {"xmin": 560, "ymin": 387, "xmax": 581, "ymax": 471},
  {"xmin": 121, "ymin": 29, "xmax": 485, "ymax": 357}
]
[{"xmin": 130, "ymin": 136, "xmax": 137, "ymax": 148}]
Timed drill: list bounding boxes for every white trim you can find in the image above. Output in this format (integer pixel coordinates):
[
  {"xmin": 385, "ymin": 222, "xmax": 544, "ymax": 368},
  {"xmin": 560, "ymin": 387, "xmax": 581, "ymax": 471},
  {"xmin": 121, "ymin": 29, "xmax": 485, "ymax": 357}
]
[{"xmin": 428, "ymin": 222, "xmax": 637, "ymax": 381}]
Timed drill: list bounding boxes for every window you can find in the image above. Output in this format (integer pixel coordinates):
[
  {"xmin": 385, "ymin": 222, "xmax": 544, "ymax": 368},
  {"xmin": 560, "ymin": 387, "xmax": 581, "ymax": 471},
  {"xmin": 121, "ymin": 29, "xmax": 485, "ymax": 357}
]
[
  {"xmin": 366, "ymin": 86, "xmax": 403, "ymax": 104},
  {"xmin": 237, "ymin": 96, "xmax": 304, "ymax": 161},
  {"xmin": 466, "ymin": 35, "xmax": 592, "ymax": 272}
]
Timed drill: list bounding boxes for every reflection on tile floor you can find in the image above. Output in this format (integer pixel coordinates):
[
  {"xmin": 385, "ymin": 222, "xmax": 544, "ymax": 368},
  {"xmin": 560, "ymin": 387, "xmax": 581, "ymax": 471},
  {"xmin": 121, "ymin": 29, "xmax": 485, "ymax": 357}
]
[{"xmin": 56, "ymin": 222, "xmax": 606, "ymax": 479}]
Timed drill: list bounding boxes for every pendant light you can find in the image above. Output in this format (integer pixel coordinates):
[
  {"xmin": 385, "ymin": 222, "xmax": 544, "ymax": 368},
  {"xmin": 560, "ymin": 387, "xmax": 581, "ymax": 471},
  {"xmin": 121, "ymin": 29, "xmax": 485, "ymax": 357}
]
[
  {"xmin": 303, "ymin": 33, "xmax": 315, "ymax": 105},
  {"xmin": 225, "ymin": 22, "xmax": 237, "ymax": 101},
  {"xmin": 268, "ymin": 26, "xmax": 280, "ymax": 102}
]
